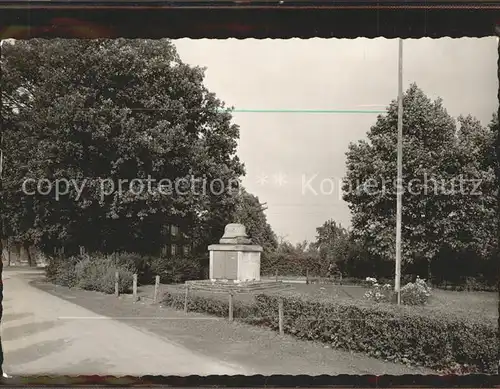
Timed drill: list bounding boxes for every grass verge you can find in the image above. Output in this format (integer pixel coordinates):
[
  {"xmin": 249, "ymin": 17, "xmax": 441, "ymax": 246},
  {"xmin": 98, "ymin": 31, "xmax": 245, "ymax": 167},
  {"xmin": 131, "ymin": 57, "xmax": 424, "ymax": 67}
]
[{"xmin": 161, "ymin": 287, "xmax": 497, "ymax": 374}]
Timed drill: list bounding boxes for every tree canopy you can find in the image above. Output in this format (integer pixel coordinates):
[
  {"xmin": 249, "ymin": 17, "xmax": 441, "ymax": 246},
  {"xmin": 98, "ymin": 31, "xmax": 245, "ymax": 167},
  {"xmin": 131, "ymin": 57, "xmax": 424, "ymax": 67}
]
[
  {"xmin": 232, "ymin": 188, "xmax": 278, "ymax": 254},
  {"xmin": 311, "ymin": 220, "xmax": 348, "ymax": 267},
  {"xmin": 1, "ymin": 39, "xmax": 245, "ymax": 256},
  {"xmin": 342, "ymin": 84, "xmax": 497, "ymax": 280}
]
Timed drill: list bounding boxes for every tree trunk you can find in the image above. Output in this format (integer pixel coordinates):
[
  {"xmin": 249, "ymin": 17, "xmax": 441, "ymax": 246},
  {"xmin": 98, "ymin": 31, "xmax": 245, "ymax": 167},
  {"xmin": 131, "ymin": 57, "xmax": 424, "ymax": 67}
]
[{"xmin": 24, "ymin": 243, "xmax": 34, "ymax": 267}]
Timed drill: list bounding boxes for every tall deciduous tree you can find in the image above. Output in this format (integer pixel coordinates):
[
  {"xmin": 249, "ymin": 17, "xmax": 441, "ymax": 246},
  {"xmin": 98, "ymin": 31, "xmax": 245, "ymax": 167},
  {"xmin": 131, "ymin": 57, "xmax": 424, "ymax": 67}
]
[
  {"xmin": 311, "ymin": 219, "xmax": 351, "ymax": 272},
  {"xmin": 343, "ymin": 84, "xmax": 497, "ymax": 279},
  {"xmin": 1, "ymin": 39, "xmax": 244, "ymax": 256},
  {"xmin": 232, "ymin": 188, "xmax": 278, "ymax": 260},
  {"xmin": 264, "ymin": 238, "xmax": 320, "ymax": 276}
]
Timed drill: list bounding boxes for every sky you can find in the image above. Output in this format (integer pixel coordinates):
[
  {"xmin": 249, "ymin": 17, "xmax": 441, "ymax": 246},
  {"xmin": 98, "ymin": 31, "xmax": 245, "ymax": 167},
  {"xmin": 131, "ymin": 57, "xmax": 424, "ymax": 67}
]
[{"xmin": 173, "ymin": 38, "xmax": 498, "ymax": 244}]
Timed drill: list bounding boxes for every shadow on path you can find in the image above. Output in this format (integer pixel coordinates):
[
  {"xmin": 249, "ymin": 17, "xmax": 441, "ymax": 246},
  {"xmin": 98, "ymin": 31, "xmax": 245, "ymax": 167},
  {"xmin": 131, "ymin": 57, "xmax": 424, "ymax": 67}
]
[
  {"xmin": 54, "ymin": 358, "xmax": 116, "ymax": 375},
  {"xmin": 3, "ymin": 313, "xmax": 33, "ymax": 324},
  {"xmin": 3, "ymin": 321, "xmax": 63, "ymax": 342},
  {"xmin": 6, "ymin": 339, "xmax": 70, "ymax": 366}
]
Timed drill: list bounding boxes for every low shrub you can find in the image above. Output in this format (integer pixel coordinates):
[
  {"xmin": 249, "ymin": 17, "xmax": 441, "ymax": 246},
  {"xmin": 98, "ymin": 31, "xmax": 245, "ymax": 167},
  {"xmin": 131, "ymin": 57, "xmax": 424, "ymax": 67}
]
[
  {"xmin": 400, "ymin": 276, "xmax": 432, "ymax": 305},
  {"xmin": 363, "ymin": 278, "xmax": 394, "ymax": 303},
  {"xmin": 364, "ymin": 277, "xmax": 432, "ymax": 306},
  {"xmin": 46, "ymin": 253, "xmax": 134, "ymax": 294},
  {"xmin": 113, "ymin": 252, "xmax": 154, "ymax": 285},
  {"xmin": 45, "ymin": 256, "xmax": 61, "ymax": 282},
  {"xmin": 113, "ymin": 252, "xmax": 143, "ymax": 273},
  {"xmin": 150, "ymin": 255, "xmax": 203, "ymax": 284},
  {"xmin": 161, "ymin": 289, "xmax": 497, "ymax": 374},
  {"xmin": 47, "ymin": 251, "xmax": 204, "ymax": 289},
  {"xmin": 98, "ymin": 265, "xmax": 134, "ymax": 294},
  {"xmin": 464, "ymin": 277, "xmax": 496, "ymax": 292},
  {"xmin": 46, "ymin": 255, "xmax": 79, "ymax": 287},
  {"xmin": 430, "ymin": 277, "xmax": 496, "ymax": 292},
  {"xmin": 74, "ymin": 254, "xmax": 134, "ymax": 294}
]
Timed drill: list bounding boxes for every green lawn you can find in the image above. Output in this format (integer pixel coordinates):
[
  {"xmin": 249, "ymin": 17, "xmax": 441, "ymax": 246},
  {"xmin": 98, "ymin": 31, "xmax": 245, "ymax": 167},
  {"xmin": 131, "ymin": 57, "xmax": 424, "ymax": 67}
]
[
  {"xmin": 156, "ymin": 281, "xmax": 496, "ymax": 323},
  {"xmin": 280, "ymin": 283, "xmax": 497, "ymax": 322}
]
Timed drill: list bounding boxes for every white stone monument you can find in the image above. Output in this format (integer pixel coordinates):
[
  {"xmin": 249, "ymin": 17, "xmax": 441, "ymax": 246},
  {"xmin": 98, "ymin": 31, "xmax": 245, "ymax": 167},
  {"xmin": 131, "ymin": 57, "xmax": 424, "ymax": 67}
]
[{"xmin": 208, "ymin": 223, "xmax": 263, "ymax": 283}]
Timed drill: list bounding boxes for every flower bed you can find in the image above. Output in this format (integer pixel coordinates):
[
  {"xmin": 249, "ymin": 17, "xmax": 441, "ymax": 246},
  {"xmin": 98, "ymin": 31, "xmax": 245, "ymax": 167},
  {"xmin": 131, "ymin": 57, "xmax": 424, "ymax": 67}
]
[{"xmin": 363, "ymin": 276, "xmax": 432, "ymax": 305}]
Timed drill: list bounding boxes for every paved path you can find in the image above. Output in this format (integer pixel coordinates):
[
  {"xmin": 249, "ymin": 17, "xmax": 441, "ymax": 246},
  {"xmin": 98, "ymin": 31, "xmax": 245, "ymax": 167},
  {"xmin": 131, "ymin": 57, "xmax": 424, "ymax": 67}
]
[{"xmin": 1, "ymin": 269, "xmax": 248, "ymax": 376}]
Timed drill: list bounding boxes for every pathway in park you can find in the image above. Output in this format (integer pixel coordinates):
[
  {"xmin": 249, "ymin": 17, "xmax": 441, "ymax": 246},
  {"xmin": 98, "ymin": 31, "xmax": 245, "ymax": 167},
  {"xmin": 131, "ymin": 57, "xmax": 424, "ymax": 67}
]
[{"xmin": 1, "ymin": 268, "xmax": 248, "ymax": 376}]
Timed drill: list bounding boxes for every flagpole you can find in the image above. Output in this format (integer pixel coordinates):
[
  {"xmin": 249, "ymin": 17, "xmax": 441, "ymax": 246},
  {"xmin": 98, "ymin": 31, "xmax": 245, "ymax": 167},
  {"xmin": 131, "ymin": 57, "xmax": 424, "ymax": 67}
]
[
  {"xmin": 395, "ymin": 38, "xmax": 403, "ymax": 305},
  {"xmin": 0, "ymin": 39, "xmax": 4, "ymax": 259},
  {"xmin": 0, "ymin": 38, "xmax": 6, "ymax": 377}
]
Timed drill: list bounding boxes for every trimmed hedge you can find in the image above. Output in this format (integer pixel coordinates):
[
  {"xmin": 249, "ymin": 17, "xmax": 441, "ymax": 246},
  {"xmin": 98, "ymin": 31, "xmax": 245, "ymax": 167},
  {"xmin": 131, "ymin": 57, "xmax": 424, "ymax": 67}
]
[
  {"xmin": 161, "ymin": 289, "xmax": 497, "ymax": 374},
  {"xmin": 162, "ymin": 288, "xmax": 262, "ymax": 324},
  {"xmin": 254, "ymin": 294, "xmax": 497, "ymax": 373}
]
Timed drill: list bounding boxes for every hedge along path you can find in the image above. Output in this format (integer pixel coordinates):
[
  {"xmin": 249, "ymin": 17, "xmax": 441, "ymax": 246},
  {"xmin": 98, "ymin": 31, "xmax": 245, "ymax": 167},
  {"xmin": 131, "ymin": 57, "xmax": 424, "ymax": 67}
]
[
  {"xmin": 163, "ymin": 284, "xmax": 264, "ymax": 322},
  {"xmin": 160, "ymin": 287, "xmax": 498, "ymax": 374},
  {"xmin": 162, "ymin": 286, "xmax": 290, "ymax": 326}
]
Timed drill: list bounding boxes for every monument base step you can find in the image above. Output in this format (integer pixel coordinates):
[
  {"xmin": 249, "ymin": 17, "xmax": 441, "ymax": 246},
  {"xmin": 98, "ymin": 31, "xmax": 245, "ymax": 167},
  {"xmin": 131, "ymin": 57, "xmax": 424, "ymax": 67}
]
[{"xmin": 185, "ymin": 280, "xmax": 289, "ymax": 293}]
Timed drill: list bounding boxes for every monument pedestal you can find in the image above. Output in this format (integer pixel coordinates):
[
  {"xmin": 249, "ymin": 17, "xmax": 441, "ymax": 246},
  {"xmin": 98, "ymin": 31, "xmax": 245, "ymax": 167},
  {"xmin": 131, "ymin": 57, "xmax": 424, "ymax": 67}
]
[
  {"xmin": 185, "ymin": 223, "xmax": 288, "ymax": 293},
  {"xmin": 208, "ymin": 223, "xmax": 262, "ymax": 283},
  {"xmin": 208, "ymin": 244, "xmax": 262, "ymax": 282}
]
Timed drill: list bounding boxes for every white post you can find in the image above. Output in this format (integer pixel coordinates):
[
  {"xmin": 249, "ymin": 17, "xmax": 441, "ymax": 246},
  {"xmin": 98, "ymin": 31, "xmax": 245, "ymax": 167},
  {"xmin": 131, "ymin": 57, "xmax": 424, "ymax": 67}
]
[
  {"xmin": 115, "ymin": 271, "xmax": 119, "ymax": 297},
  {"xmin": 133, "ymin": 274, "xmax": 138, "ymax": 302},
  {"xmin": 228, "ymin": 293, "xmax": 234, "ymax": 322},
  {"xmin": 278, "ymin": 298, "xmax": 284, "ymax": 336},
  {"xmin": 395, "ymin": 38, "xmax": 404, "ymax": 305},
  {"xmin": 153, "ymin": 275, "xmax": 160, "ymax": 303}
]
